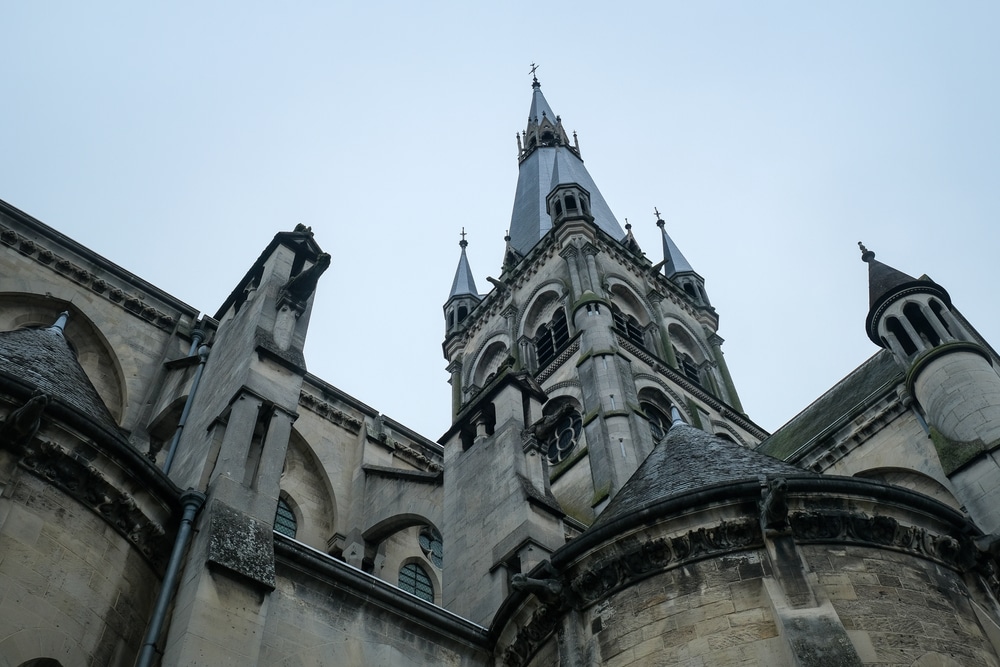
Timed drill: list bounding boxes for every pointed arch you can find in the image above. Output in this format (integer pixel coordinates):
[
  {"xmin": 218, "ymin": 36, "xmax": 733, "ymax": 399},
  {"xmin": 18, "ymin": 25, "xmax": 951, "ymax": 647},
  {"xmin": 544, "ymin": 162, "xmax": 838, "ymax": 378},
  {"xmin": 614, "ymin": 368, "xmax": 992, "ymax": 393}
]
[
  {"xmin": 279, "ymin": 429, "xmax": 337, "ymax": 550},
  {"xmin": 517, "ymin": 281, "xmax": 567, "ymax": 339},
  {"xmin": 605, "ymin": 275, "xmax": 654, "ymax": 325},
  {"xmin": 633, "ymin": 373, "xmax": 692, "ymax": 423},
  {"xmin": 467, "ymin": 335, "xmax": 511, "ymax": 389},
  {"xmin": 853, "ymin": 468, "xmax": 960, "ymax": 509},
  {"xmin": 710, "ymin": 420, "xmax": 748, "ymax": 447},
  {"xmin": 0, "ymin": 628, "xmax": 85, "ymax": 667}
]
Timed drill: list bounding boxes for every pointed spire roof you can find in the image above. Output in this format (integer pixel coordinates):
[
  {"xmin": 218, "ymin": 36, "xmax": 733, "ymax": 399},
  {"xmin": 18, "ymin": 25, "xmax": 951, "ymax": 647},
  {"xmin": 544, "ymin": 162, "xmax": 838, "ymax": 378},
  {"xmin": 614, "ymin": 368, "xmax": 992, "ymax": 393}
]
[
  {"xmin": 621, "ymin": 220, "xmax": 642, "ymax": 255},
  {"xmin": 860, "ymin": 242, "xmax": 951, "ymax": 346},
  {"xmin": 528, "ymin": 76, "xmax": 556, "ymax": 125},
  {"xmin": 593, "ymin": 420, "xmax": 812, "ymax": 528},
  {"xmin": 448, "ymin": 229, "xmax": 479, "ymax": 299},
  {"xmin": 859, "ymin": 242, "xmax": 920, "ymax": 308},
  {"xmin": 0, "ymin": 314, "xmax": 122, "ymax": 438},
  {"xmin": 656, "ymin": 209, "xmax": 695, "ymax": 277},
  {"xmin": 508, "ymin": 77, "xmax": 625, "ymax": 256}
]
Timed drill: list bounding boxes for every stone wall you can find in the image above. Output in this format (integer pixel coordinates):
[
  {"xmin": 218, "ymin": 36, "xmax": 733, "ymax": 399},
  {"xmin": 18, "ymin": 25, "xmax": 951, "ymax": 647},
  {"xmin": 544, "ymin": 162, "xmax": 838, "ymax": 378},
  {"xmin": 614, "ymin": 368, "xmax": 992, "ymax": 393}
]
[
  {"xmin": 578, "ymin": 552, "xmax": 786, "ymax": 667},
  {"xmin": 0, "ymin": 471, "xmax": 160, "ymax": 666},
  {"xmin": 805, "ymin": 544, "xmax": 1000, "ymax": 666},
  {"xmin": 258, "ymin": 542, "xmax": 489, "ymax": 666}
]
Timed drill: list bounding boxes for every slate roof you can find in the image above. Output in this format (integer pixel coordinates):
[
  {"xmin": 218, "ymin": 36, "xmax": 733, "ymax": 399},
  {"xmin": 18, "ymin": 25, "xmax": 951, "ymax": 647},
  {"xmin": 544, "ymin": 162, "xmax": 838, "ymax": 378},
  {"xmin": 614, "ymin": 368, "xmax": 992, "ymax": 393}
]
[
  {"xmin": 0, "ymin": 325, "xmax": 122, "ymax": 438},
  {"xmin": 756, "ymin": 350, "xmax": 902, "ymax": 461},
  {"xmin": 449, "ymin": 241, "xmax": 479, "ymax": 299},
  {"xmin": 660, "ymin": 222, "xmax": 696, "ymax": 277},
  {"xmin": 865, "ymin": 255, "xmax": 919, "ymax": 308},
  {"xmin": 508, "ymin": 83, "xmax": 625, "ymax": 256},
  {"xmin": 593, "ymin": 422, "xmax": 811, "ymax": 528}
]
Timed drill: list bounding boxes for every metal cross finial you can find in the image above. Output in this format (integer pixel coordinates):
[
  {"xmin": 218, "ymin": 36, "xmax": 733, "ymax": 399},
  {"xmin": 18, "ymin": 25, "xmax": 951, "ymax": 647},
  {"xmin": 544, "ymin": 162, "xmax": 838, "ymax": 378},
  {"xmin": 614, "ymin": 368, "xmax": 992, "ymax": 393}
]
[
  {"xmin": 654, "ymin": 207, "xmax": 662, "ymax": 221},
  {"xmin": 529, "ymin": 62, "xmax": 539, "ymax": 79},
  {"xmin": 460, "ymin": 227, "xmax": 467, "ymax": 242}
]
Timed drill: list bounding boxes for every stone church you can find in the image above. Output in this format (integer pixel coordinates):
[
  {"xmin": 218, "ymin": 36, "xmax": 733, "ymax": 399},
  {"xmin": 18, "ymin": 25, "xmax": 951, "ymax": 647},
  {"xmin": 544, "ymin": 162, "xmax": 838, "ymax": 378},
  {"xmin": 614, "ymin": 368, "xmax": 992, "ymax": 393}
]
[{"xmin": 3, "ymin": 76, "xmax": 1000, "ymax": 667}]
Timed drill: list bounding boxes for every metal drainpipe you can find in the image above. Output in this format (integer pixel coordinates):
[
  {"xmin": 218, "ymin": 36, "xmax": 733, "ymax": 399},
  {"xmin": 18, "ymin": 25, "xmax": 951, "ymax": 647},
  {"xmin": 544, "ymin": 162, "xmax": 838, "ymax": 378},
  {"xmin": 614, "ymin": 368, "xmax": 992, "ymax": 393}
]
[
  {"xmin": 136, "ymin": 489, "xmax": 206, "ymax": 667},
  {"xmin": 162, "ymin": 344, "xmax": 210, "ymax": 475},
  {"xmin": 186, "ymin": 328, "xmax": 205, "ymax": 356}
]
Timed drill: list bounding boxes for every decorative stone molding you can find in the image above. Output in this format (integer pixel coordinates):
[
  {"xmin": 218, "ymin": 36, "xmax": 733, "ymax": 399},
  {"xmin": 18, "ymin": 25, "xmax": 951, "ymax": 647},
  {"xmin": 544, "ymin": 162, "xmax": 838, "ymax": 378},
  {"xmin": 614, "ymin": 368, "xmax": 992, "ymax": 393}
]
[
  {"xmin": 499, "ymin": 518, "xmax": 762, "ymax": 666},
  {"xmin": 536, "ymin": 338, "xmax": 580, "ymax": 383},
  {"xmin": 298, "ymin": 391, "xmax": 363, "ymax": 432},
  {"xmin": 8, "ymin": 435, "xmax": 170, "ymax": 571},
  {"xmin": 789, "ymin": 509, "xmax": 978, "ymax": 571},
  {"xmin": 0, "ymin": 223, "xmax": 178, "ymax": 331}
]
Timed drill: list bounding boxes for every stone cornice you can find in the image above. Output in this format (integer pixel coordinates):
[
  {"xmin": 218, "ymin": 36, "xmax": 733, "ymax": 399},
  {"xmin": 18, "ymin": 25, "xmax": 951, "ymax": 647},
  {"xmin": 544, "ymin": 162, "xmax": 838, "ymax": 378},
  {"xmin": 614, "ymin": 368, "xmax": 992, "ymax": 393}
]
[
  {"xmin": 0, "ymin": 215, "xmax": 194, "ymax": 333},
  {"xmin": 493, "ymin": 476, "xmax": 990, "ymax": 666}
]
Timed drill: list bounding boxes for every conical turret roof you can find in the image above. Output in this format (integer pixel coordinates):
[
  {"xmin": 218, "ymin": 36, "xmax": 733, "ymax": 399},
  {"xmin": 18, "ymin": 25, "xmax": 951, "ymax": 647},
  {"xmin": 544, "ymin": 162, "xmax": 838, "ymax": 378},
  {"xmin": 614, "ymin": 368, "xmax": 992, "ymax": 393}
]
[
  {"xmin": 659, "ymin": 216, "xmax": 696, "ymax": 277},
  {"xmin": 0, "ymin": 317, "xmax": 122, "ymax": 437},
  {"xmin": 860, "ymin": 243, "xmax": 920, "ymax": 308},
  {"xmin": 593, "ymin": 420, "xmax": 811, "ymax": 528},
  {"xmin": 448, "ymin": 235, "xmax": 479, "ymax": 299}
]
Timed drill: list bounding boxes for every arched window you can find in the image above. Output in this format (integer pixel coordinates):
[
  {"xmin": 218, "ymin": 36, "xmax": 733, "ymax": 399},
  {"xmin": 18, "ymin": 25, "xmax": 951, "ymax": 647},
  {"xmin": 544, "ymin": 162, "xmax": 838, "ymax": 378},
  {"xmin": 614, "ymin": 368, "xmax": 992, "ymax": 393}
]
[
  {"xmin": 399, "ymin": 562, "xmax": 433, "ymax": 602},
  {"xmin": 904, "ymin": 302, "xmax": 940, "ymax": 347},
  {"xmin": 672, "ymin": 348, "xmax": 700, "ymax": 384},
  {"xmin": 886, "ymin": 316, "xmax": 916, "ymax": 355},
  {"xmin": 565, "ymin": 195, "xmax": 577, "ymax": 210},
  {"xmin": 641, "ymin": 402, "xmax": 670, "ymax": 442},
  {"xmin": 929, "ymin": 299, "xmax": 953, "ymax": 337},
  {"xmin": 535, "ymin": 308, "xmax": 569, "ymax": 369},
  {"xmin": 274, "ymin": 497, "xmax": 297, "ymax": 538},
  {"xmin": 611, "ymin": 305, "xmax": 645, "ymax": 349}
]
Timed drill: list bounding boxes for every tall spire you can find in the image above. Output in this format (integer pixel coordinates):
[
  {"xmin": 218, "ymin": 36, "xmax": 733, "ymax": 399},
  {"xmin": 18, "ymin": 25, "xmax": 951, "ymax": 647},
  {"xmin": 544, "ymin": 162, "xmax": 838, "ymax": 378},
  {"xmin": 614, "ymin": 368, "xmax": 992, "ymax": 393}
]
[
  {"xmin": 507, "ymin": 74, "xmax": 625, "ymax": 257},
  {"xmin": 449, "ymin": 228, "xmax": 479, "ymax": 298}
]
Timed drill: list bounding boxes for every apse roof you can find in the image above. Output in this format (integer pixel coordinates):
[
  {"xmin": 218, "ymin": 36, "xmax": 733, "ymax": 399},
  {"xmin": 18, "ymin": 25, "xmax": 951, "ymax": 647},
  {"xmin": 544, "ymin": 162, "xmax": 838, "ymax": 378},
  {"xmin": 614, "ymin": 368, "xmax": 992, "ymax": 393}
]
[
  {"xmin": 593, "ymin": 421, "xmax": 810, "ymax": 528},
  {"xmin": 0, "ymin": 324, "xmax": 122, "ymax": 438}
]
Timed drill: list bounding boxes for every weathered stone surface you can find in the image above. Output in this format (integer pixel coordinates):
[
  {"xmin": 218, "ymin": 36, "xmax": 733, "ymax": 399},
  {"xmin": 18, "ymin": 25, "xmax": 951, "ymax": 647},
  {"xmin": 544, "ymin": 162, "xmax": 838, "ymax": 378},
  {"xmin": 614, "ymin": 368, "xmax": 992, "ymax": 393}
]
[{"xmin": 207, "ymin": 500, "xmax": 276, "ymax": 589}]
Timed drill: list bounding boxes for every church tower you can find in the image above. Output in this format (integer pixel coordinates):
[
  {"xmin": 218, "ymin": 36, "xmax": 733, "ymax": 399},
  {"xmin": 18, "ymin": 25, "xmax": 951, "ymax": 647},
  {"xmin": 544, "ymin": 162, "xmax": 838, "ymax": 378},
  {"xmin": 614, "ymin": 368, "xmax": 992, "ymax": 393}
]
[
  {"xmin": 439, "ymin": 74, "xmax": 766, "ymax": 625},
  {"xmin": 862, "ymin": 243, "xmax": 1000, "ymax": 533}
]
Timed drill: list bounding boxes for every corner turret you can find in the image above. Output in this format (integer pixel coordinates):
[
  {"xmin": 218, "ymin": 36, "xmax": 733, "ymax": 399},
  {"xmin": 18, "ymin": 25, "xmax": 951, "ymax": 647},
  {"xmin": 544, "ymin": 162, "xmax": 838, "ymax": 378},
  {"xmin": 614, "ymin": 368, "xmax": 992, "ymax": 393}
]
[
  {"xmin": 862, "ymin": 242, "xmax": 1000, "ymax": 532},
  {"xmin": 444, "ymin": 229, "xmax": 481, "ymax": 337},
  {"xmin": 656, "ymin": 209, "xmax": 710, "ymax": 308}
]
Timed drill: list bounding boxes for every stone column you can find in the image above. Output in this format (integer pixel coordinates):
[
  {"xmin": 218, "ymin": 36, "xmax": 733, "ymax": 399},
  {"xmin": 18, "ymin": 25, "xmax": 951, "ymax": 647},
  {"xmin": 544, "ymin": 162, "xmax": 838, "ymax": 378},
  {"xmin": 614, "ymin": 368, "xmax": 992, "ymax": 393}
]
[
  {"xmin": 582, "ymin": 243, "xmax": 601, "ymax": 295},
  {"xmin": 709, "ymin": 333, "xmax": 744, "ymax": 412},
  {"xmin": 560, "ymin": 246, "xmax": 583, "ymax": 300},
  {"xmin": 648, "ymin": 292, "xmax": 678, "ymax": 368},
  {"xmin": 448, "ymin": 360, "xmax": 462, "ymax": 420}
]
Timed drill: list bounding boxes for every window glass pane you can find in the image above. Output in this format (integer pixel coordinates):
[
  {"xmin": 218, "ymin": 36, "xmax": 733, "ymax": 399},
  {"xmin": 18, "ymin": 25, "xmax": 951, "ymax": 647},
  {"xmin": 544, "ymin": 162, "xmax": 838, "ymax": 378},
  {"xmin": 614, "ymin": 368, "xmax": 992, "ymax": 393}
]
[
  {"xmin": 274, "ymin": 498, "xmax": 297, "ymax": 538},
  {"xmin": 399, "ymin": 563, "xmax": 433, "ymax": 602}
]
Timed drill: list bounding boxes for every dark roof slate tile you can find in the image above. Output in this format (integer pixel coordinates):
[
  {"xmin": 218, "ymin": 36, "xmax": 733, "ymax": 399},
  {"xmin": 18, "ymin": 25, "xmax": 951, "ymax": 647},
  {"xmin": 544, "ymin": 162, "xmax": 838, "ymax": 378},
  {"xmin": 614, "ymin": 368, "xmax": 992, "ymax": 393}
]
[
  {"xmin": 0, "ymin": 327, "xmax": 122, "ymax": 437},
  {"xmin": 593, "ymin": 422, "xmax": 811, "ymax": 528}
]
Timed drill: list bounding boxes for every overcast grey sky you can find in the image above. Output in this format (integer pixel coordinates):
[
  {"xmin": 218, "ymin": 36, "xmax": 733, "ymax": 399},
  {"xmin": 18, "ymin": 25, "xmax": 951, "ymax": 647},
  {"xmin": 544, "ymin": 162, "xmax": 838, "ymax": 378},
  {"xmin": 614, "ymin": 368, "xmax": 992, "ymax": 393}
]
[{"xmin": 2, "ymin": 3, "xmax": 998, "ymax": 441}]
